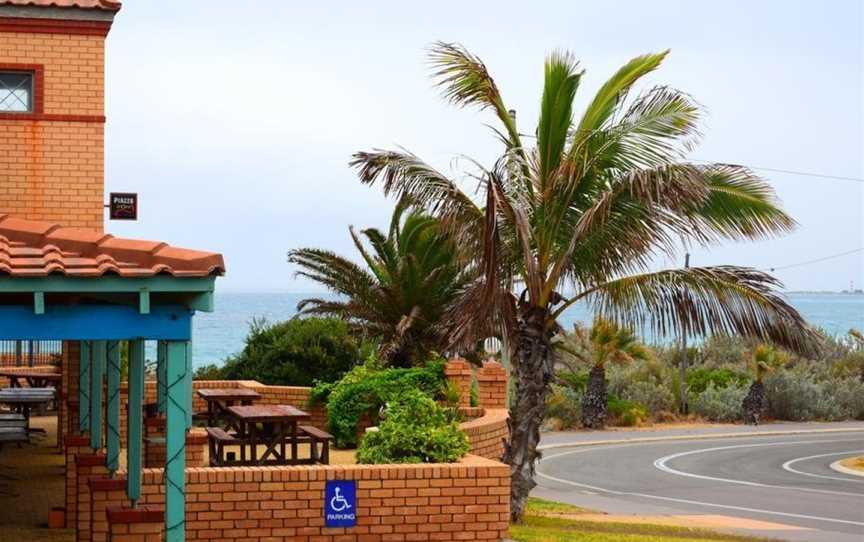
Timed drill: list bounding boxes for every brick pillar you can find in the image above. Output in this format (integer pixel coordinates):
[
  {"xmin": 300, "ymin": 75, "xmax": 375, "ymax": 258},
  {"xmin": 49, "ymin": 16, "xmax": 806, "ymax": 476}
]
[
  {"xmin": 76, "ymin": 453, "xmax": 109, "ymax": 542},
  {"xmin": 89, "ymin": 477, "xmax": 128, "ymax": 542},
  {"xmin": 106, "ymin": 506, "xmax": 165, "ymax": 542},
  {"xmin": 144, "ymin": 417, "xmax": 207, "ymax": 468},
  {"xmin": 65, "ymin": 436, "xmax": 91, "ymax": 530},
  {"xmin": 444, "ymin": 358, "xmax": 473, "ymax": 407},
  {"xmin": 477, "ymin": 360, "xmax": 508, "ymax": 409},
  {"xmin": 63, "ymin": 341, "xmax": 83, "ymax": 449}
]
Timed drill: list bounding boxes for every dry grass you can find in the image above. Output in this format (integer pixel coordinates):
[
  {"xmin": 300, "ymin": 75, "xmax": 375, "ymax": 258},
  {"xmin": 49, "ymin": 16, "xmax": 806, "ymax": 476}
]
[{"xmin": 0, "ymin": 416, "xmax": 73, "ymax": 542}]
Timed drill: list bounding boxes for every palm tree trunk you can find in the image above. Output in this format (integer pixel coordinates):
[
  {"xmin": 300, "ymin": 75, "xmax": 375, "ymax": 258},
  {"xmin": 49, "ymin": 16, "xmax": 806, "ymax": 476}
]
[
  {"xmin": 581, "ymin": 365, "xmax": 607, "ymax": 429},
  {"xmin": 503, "ymin": 306, "xmax": 555, "ymax": 523},
  {"xmin": 742, "ymin": 381, "xmax": 765, "ymax": 425}
]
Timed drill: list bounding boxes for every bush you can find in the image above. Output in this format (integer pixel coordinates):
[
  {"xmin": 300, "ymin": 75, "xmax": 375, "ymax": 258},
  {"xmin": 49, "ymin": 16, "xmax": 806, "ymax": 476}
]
[
  {"xmin": 687, "ymin": 367, "xmax": 749, "ymax": 394},
  {"xmin": 211, "ymin": 317, "xmax": 362, "ymax": 387},
  {"xmin": 692, "ymin": 383, "xmax": 747, "ymax": 422},
  {"xmin": 357, "ymin": 389, "xmax": 470, "ymax": 464},
  {"xmin": 620, "ymin": 380, "xmax": 676, "ymax": 415},
  {"xmin": 544, "ymin": 384, "xmax": 582, "ymax": 430},
  {"xmin": 321, "ymin": 360, "xmax": 446, "ymax": 448},
  {"xmin": 607, "ymin": 396, "xmax": 649, "ymax": 427}
]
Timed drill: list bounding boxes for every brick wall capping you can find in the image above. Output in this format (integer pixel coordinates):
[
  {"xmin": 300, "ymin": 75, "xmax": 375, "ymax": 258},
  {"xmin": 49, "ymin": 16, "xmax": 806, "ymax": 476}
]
[
  {"xmin": 75, "ymin": 452, "xmax": 106, "ymax": 466},
  {"xmin": 88, "ymin": 475, "xmax": 126, "ymax": 491},
  {"xmin": 0, "ymin": 15, "xmax": 113, "ymax": 36},
  {"xmin": 105, "ymin": 505, "xmax": 164, "ymax": 525}
]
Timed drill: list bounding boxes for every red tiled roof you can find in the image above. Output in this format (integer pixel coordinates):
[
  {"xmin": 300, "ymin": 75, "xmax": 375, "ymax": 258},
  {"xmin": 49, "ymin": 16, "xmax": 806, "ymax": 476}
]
[
  {"xmin": 0, "ymin": 215, "xmax": 225, "ymax": 278},
  {"xmin": 0, "ymin": 0, "xmax": 121, "ymax": 11}
]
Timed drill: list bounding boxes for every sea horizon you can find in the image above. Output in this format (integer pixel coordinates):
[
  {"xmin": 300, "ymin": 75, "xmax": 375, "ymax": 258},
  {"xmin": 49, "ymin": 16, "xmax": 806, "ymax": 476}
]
[{"xmin": 188, "ymin": 291, "xmax": 864, "ymax": 368}]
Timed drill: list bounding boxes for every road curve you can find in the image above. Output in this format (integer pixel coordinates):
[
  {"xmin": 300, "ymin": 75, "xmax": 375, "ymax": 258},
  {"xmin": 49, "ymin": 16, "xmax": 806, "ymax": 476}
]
[{"xmin": 535, "ymin": 431, "xmax": 864, "ymax": 542}]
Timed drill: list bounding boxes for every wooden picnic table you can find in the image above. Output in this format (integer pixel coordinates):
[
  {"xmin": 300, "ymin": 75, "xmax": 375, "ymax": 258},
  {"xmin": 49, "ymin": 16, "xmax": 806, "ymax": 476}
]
[
  {"xmin": 196, "ymin": 388, "xmax": 261, "ymax": 429},
  {"xmin": 0, "ymin": 388, "xmax": 55, "ymax": 434},
  {"xmin": 227, "ymin": 404, "xmax": 310, "ymax": 466},
  {"xmin": 0, "ymin": 370, "xmax": 61, "ymax": 389}
]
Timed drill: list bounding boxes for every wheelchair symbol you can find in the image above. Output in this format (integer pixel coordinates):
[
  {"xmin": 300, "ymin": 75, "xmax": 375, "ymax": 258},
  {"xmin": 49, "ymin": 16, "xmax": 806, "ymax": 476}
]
[{"xmin": 330, "ymin": 487, "xmax": 352, "ymax": 512}]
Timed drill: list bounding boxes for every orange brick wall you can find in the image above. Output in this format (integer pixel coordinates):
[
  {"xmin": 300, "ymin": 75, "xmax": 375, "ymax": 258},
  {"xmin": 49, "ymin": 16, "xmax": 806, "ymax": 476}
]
[
  {"xmin": 91, "ymin": 456, "xmax": 510, "ymax": 541},
  {"xmin": 0, "ymin": 31, "xmax": 106, "ymax": 230}
]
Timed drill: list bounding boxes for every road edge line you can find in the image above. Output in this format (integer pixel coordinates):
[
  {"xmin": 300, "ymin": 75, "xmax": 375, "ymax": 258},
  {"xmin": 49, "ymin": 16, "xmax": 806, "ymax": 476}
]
[{"xmin": 538, "ymin": 427, "xmax": 864, "ymax": 452}]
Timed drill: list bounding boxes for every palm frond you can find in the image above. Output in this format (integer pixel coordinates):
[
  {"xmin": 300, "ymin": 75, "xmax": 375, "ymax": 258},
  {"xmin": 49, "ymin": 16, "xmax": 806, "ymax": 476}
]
[
  {"xmin": 578, "ymin": 266, "xmax": 818, "ymax": 356},
  {"xmin": 538, "ymin": 51, "xmax": 582, "ymax": 191}
]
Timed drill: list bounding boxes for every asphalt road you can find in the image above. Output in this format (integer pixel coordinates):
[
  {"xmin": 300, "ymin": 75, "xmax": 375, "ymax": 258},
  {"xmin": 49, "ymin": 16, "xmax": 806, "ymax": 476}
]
[{"xmin": 535, "ymin": 430, "xmax": 864, "ymax": 542}]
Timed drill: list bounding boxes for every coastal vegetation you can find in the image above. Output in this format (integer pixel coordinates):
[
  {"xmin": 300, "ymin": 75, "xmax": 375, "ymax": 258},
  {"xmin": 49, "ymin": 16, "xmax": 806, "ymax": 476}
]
[
  {"xmin": 349, "ymin": 42, "xmax": 815, "ymax": 520},
  {"xmin": 288, "ymin": 203, "xmax": 472, "ymax": 368},
  {"xmin": 193, "ymin": 316, "xmax": 363, "ymax": 386}
]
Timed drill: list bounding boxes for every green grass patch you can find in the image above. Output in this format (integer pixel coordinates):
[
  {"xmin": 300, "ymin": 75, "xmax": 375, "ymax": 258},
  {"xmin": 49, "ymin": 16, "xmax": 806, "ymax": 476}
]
[{"xmin": 511, "ymin": 505, "xmax": 777, "ymax": 542}]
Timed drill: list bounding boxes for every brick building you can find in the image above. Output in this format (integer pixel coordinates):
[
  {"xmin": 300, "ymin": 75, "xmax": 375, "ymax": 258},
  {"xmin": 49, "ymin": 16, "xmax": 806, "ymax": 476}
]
[{"xmin": 0, "ymin": 0, "xmax": 119, "ymax": 231}]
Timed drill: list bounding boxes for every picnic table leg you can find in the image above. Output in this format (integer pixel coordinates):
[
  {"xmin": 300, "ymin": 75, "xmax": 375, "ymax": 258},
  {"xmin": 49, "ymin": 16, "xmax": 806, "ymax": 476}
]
[
  {"xmin": 239, "ymin": 421, "xmax": 247, "ymax": 464},
  {"xmin": 280, "ymin": 422, "xmax": 286, "ymax": 464},
  {"xmin": 291, "ymin": 422, "xmax": 298, "ymax": 465},
  {"xmin": 206, "ymin": 399, "xmax": 215, "ymax": 427}
]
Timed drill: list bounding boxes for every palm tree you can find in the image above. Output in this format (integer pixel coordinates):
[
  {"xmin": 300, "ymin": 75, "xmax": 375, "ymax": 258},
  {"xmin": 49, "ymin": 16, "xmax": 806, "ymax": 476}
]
[
  {"xmin": 350, "ymin": 42, "xmax": 816, "ymax": 520},
  {"xmin": 579, "ymin": 318, "xmax": 651, "ymax": 429},
  {"xmin": 742, "ymin": 344, "xmax": 786, "ymax": 425},
  {"xmin": 288, "ymin": 203, "xmax": 472, "ymax": 367}
]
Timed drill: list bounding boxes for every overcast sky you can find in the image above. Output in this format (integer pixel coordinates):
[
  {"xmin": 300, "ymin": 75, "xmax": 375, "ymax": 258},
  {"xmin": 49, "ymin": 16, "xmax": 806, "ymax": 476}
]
[{"xmin": 103, "ymin": 0, "xmax": 863, "ymax": 293}]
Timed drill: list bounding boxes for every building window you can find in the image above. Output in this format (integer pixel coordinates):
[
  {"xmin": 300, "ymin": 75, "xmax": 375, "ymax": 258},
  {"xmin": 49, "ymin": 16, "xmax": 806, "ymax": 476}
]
[{"xmin": 0, "ymin": 71, "xmax": 34, "ymax": 113}]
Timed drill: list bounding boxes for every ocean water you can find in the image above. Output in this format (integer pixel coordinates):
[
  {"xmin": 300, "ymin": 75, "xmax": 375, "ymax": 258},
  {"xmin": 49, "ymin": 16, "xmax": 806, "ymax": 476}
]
[{"xmin": 190, "ymin": 292, "xmax": 864, "ymax": 368}]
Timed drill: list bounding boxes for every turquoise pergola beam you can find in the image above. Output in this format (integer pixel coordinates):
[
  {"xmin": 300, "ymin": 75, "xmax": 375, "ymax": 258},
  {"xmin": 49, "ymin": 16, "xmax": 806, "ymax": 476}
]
[
  {"xmin": 0, "ymin": 305, "xmax": 193, "ymax": 341},
  {"xmin": 106, "ymin": 341, "xmax": 121, "ymax": 475},
  {"xmin": 78, "ymin": 341, "xmax": 91, "ymax": 434},
  {"xmin": 185, "ymin": 340, "xmax": 193, "ymax": 429},
  {"xmin": 0, "ymin": 276, "xmax": 216, "ymax": 294},
  {"xmin": 90, "ymin": 340, "xmax": 106, "ymax": 451},
  {"xmin": 165, "ymin": 341, "xmax": 189, "ymax": 542},
  {"xmin": 127, "ymin": 340, "xmax": 145, "ymax": 506}
]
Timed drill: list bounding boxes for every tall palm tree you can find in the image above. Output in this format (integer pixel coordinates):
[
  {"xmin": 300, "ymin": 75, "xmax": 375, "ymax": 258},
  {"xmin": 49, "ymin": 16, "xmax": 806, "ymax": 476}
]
[
  {"xmin": 579, "ymin": 318, "xmax": 651, "ymax": 428},
  {"xmin": 288, "ymin": 203, "xmax": 472, "ymax": 367},
  {"xmin": 742, "ymin": 344, "xmax": 786, "ymax": 425},
  {"xmin": 350, "ymin": 43, "xmax": 816, "ymax": 520}
]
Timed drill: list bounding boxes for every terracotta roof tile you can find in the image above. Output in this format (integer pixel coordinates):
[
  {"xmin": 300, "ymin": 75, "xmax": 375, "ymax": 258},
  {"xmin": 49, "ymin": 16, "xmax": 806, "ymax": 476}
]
[
  {"xmin": 0, "ymin": 214, "xmax": 225, "ymax": 278},
  {"xmin": 0, "ymin": 0, "xmax": 121, "ymax": 10}
]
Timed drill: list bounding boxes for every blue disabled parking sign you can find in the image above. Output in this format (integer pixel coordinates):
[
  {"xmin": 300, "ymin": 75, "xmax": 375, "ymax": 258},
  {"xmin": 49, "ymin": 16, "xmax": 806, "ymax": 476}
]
[{"xmin": 324, "ymin": 480, "xmax": 357, "ymax": 527}]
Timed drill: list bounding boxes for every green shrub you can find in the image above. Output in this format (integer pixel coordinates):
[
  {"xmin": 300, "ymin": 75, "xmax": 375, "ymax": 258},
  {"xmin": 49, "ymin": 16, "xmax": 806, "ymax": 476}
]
[
  {"xmin": 620, "ymin": 380, "xmax": 676, "ymax": 415},
  {"xmin": 607, "ymin": 396, "xmax": 649, "ymax": 427},
  {"xmin": 357, "ymin": 389, "xmax": 470, "ymax": 464},
  {"xmin": 687, "ymin": 367, "xmax": 749, "ymax": 394},
  {"xmin": 193, "ymin": 363, "xmax": 225, "ymax": 380},
  {"xmin": 214, "ymin": 317, "xmax": 362, "ymax": 387},
  {"xmin": 323, "ymin": 360, "xmax": 446, "ymax": 448},
  {"xmin": 544, "ymin": 384, "xmax": 582, "ymax": 430},
  {"xmin": 691, "ymin": 383, "xmax": 746, "ymax": 422}
]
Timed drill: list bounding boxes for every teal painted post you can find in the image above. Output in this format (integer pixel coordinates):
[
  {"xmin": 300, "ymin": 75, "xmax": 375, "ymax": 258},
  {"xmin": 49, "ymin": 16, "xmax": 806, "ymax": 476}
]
[
  {"xmin": 105, "ymin": 341, "xmax": 121, "ymax": 475},
  {"xmin": 185, "ymin": 340, "xmax": 193, "ymax": 429},
  {"xmin": 90, "ymin": 340, "xmax": 106, "ymax": 450},
  {"xmin": 157, "ymin": 341, "xmax": 167, "ymax": 414},
  {"xmin": 165, "ymin": 341, "xmax": 189, "ymax": 542},
  {"xmin": 78, "ymin": 341, "xmax": 91, "ymax": 434},
  {"xmin": 127, "ymin": 340, "xmax": 145, "ymax": 506}
]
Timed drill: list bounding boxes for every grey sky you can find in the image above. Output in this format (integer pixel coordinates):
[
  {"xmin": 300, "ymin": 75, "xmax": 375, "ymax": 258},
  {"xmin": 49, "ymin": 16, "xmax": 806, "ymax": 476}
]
[{"xmin": 104, "ymin": 0, "xmax": 863, "ymax": 293}]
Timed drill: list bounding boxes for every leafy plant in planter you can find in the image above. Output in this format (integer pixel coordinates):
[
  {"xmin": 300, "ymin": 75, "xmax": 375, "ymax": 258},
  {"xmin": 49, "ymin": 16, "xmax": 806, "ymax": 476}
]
[
  {"xmin": 742, "ymin": 344, "xmax": 786, "ymax": 425},
  {"xmin": 357, "ymin": 389, "xmax": 470, "ymax": 464},
  {"xmin": 317, "ymin": 360, "xmax": 446, "ymax": 448}
]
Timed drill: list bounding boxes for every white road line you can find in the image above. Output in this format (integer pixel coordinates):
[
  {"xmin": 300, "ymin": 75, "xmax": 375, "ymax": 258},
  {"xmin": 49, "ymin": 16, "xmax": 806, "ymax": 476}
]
[
  {"xmin": 536, "ymin": 437, "xmax": 864, "ymax": 528},
  {"xmin": 654, "ymin": 439, "xmax": 864, "ymax": 497},
  {"xmin": 783, "ymin": 451, "xmax": 864, "ymax": 483}
]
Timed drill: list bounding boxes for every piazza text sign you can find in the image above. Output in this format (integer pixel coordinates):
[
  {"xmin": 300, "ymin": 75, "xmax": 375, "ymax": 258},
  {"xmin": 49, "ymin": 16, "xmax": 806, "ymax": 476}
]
[{"xmin": 324, "ymin": 480, "xmax": 356, "ymax": 528}]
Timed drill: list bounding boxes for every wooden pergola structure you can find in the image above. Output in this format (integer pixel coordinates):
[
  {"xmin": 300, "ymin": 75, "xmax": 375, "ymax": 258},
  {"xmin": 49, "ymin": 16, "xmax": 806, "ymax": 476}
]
[{"xmin": 0, "ymin": 215, "xmax": 224, "ymax": 542}]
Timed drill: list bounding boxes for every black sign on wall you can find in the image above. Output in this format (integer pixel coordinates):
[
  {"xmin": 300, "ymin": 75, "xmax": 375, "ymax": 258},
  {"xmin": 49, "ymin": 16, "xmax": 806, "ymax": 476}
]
[{"xmin": 109, "ymin": 192, "xmax": 138, "ymax": 220}]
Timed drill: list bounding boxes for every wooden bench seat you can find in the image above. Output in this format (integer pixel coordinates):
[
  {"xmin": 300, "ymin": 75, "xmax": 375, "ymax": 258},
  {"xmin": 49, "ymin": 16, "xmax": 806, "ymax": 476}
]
[
  {"xmin": 206, "ymin": 427, "xmax": 242, "ymax": 466},
  {"xmin": 0, "ymin": 427, "xmax": 28, "ymax": 451},
  {"xmin": 299, "ymin": 425, "xmax": 333, "ymax": 465}
]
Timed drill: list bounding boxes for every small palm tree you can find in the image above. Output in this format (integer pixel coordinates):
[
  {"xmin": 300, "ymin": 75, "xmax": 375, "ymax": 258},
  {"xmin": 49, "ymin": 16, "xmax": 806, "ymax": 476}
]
[
  {"xmin": 351, "ymin": 43, "xmax": 816, "ymax": 520},
  {"xmin": 288, "ymin": 203, "xmax": 472, "ymax": 367},
  {"xmin": 579, "ymin": 318, "xmax": 651, "ymax": 428},
  {"xmin": 742, "ymin": 344, "xmax": 786, "ymax": 424}
]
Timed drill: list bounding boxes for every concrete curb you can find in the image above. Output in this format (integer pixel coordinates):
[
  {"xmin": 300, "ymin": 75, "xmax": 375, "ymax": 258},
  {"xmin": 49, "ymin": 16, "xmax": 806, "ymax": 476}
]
[
  {"xmin": 538, "ymin": 427, "xmax": 864, "ymax": 452},
  {"xmin": 829, "ymin": 457, "xmax": 864, "ymax": 478}
]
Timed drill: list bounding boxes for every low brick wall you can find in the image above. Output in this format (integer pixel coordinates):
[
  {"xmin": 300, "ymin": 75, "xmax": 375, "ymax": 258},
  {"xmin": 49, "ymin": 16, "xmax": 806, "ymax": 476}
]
[
  {"xmin": 461, "ymin": 409, "xmax": 509, "ymax": 461},
  {"xmin": 87, "ymin": 455, "xmax": 509, "ymax": 541}
]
